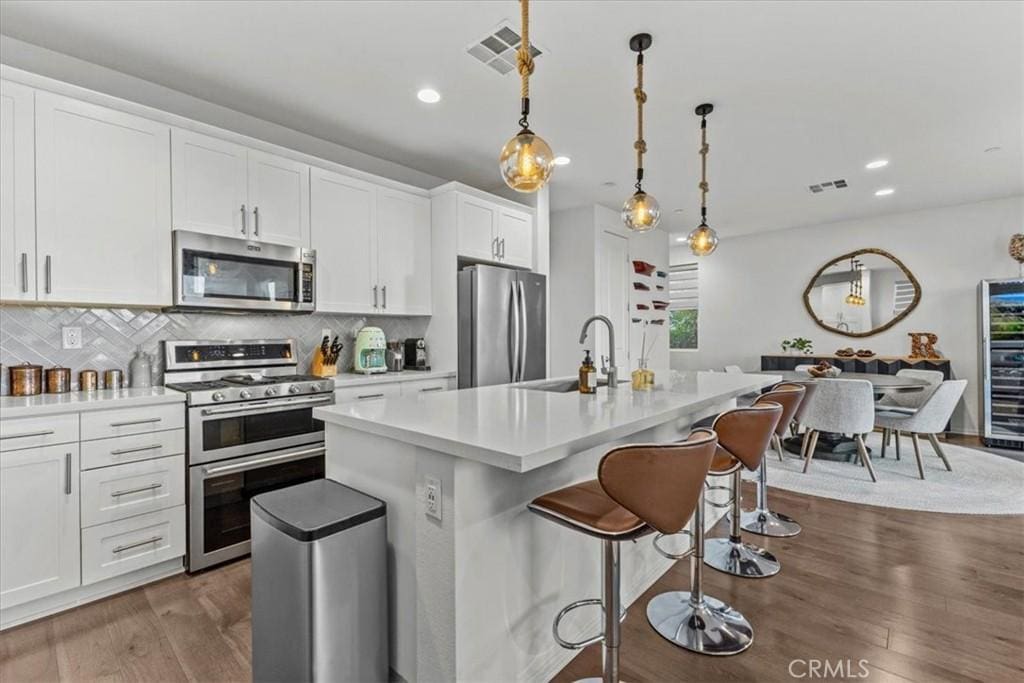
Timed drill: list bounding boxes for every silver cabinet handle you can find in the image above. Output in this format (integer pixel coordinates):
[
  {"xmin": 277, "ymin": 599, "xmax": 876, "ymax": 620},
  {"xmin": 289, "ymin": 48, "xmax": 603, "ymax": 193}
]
[
  {"xmin": 382, "ymin": 285, "xmax": 387, "ymax": 310},
  {"xmin": 20, "ymin": 253, "xmax": 28, "ymax": 293},
  {"xmin": 111, "ymin": 482, "xmax": 162, "ymax": 497},
  {"xmin": 492, "ymin": 237, "xmax": 499, "ymax": 258},
  {"xmin": 253, "ymin": 206, "xmax": 260, "ymax": 237},
  {"xmin": 240, "ymin": 204, "xmax": 247, "ymax": 235},
  {"xmin": 373, "ymin": 285, "xmax": 378, "ymax": 308},
  {"xmin": 2, "ymin": 429, "xmax": 55, "ymax": 440},
  {"xmin": 45, "ymin": 255, "xmax": 52, "ymax": 294},
  {"xmin": 500, "ymin": 238, "xmax": 506, "ymax": 259},
  {"xmin": 357, "ymin": 393, "xmax": 385, "ymax": 400},
  {"xmin": 112, "ymin": 536, "xmax": 162, "ymax": 554},
  {"xmin": 110, "ymin": 443, "xmax": 162, "ymax": 456},
  {"xmin": 64, "ymin": 453, "xmax": 72, "ymax": 495},
  {"xmin": 420, "ymin": 386, "xmax": 444, "ymax": 393},
  {"xmin": 202, "ymin": 446, "xmax": 325, "ymax": 476},
  {"xmin": 110, "ymin": 417, "xmax": 162, "ymax": 427}
]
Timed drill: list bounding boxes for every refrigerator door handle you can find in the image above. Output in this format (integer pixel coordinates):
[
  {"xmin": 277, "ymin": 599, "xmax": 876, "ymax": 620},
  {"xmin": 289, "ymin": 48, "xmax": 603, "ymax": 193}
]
[
  {"xmin": 510, "ymin": 282, "xmax": 521, "ymax": 382},
  {"xmin": 518, "ymin": 280, "xmax": 528, "ymax": 382}
]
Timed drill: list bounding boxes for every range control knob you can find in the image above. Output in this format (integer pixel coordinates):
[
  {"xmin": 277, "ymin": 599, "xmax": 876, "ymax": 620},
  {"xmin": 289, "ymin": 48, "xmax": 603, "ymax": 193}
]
[
  {"xmin": 288, "ymin": 385, "xmax": 301, "ymax": 394},
  {"xmin": 310, "ymin": 383, "xmax": 322, "ymax": 393},
  {"xmin": 212, "ymin": 391, "xmax": 225, "ymax": 402},
  {"xmin": 265, "ymin": 387, "xmax": 278, "ymax": 397},
  {"xmin": 239, "ymin": 389, "xmax": 252, "ymax": 400}
]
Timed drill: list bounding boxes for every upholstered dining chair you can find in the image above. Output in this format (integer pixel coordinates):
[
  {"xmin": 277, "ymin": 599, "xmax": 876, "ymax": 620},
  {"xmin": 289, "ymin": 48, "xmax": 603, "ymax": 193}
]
[
  {"xmin": 800, "ymin": 379, "xmax": 878, "ymax": 482},
  {"xmin": 877, "ymin": 368, "xmax": 945, "ymax": 410},
  {"xmin": 875, "ymin": 380, "xmax": 967, "ymax": 479}
]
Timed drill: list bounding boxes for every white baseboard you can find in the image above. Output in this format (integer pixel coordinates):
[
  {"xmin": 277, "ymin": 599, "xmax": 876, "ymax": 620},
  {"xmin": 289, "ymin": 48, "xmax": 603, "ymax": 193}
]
[{"xmin": 1, "ymin": 557, "xmax": 184, "ymax": 630}]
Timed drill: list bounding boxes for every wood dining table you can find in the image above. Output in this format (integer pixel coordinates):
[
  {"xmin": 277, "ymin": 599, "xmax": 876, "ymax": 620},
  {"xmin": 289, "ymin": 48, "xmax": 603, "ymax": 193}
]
[{"xmin": 756, "ymin": 370, "xmax": 930, "ymax": 461}]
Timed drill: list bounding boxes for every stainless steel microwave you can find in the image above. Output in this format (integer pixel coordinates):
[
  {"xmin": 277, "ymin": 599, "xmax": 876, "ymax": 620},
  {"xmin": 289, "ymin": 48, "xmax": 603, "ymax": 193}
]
[{"xmin": 172, "ymin": 230, "xmax": 316, "ymax": 312}]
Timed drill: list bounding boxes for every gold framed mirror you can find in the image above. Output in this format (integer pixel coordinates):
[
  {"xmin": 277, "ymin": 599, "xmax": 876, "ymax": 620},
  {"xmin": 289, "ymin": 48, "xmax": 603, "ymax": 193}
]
[{"xmin": 803, "ymin": 248, "xmax": 921, "ymax": 338}]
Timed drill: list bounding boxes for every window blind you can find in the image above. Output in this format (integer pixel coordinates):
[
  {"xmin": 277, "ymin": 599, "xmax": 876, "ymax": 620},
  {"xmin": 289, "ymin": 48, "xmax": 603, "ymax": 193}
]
[
  {"xmin": 893, "ymin": 280, "xmax": 915, "ymax": 315},
  {"xmin": 669, "ymin": 263, "xmax": 699, "ymax": 311}
]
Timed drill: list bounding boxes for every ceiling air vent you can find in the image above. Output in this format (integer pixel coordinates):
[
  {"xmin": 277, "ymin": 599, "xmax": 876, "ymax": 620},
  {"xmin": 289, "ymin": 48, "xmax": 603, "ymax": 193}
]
[
  {"xmin": 808, "ymin": 179, "xmax": 848, "ymax": 194},
  {"xmin": 467, "ymin": 22, "xmax": 543, "ymax": 76}
]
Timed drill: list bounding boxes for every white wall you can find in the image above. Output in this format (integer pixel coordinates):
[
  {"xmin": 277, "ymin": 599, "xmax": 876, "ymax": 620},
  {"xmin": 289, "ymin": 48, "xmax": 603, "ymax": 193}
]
[{"xmin": 670, "ymin": 195, "xmax": 1023, "ymax": 434}]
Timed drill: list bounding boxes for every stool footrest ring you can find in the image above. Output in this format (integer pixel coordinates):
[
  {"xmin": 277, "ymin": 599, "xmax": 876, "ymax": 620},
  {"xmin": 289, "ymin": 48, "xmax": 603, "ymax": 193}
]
[
  {"xmin": 552, "ymin": 598, "xmax": 627, "ymax": 650},
  {"xmin": 652, "ymin": 530, "xmax": 695, "ymax": 560}
]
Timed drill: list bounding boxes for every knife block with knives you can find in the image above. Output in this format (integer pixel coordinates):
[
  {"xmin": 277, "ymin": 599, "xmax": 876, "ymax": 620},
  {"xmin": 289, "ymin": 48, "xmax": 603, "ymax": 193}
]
[{"xmin": 311, "ymin": 334, "xmax": 342, "ymax": 378}]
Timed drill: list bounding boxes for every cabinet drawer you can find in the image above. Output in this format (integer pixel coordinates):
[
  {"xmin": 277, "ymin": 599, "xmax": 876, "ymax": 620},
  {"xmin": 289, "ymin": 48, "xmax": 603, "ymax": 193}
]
[
  {"xmin": 80, "ymin": 404, "xmax": 184, "ymax": 441},
  {"xmin": 81, "ymin": 454, "xmax": 185, "ymax": 527},
  {"xmin": 0, "ymin": 413, "xmax": 79, "ymax": 452},
  {"xmin": 400, "ymin": 379, "xmax": 452, "ymax": 396},
  {"xmin": 81, "ymin": 505, "xmax": 185, "ymax": 585},
  {"xmin": 81, "ymin": 429, "xmax": 185, "ymax": 470},
  {"xmin": 334, "ymin": 383, "xmax": 402, "ymax": 404}
]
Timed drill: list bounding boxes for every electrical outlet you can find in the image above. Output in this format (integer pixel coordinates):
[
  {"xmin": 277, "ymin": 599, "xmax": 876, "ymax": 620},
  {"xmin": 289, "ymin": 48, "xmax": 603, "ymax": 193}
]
[
  {"xmin": 61, "ymin": 326, "xmax": 82, "ymax": 350},
  {"xmin": 424, "ymin": 476, "xmax": 442, "ymax": 521}
]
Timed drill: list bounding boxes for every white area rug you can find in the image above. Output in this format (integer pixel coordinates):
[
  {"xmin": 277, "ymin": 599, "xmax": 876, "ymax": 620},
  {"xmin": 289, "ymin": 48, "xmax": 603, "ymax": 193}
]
[{"xmin": 757, "ymin": 431, "xmax": 1024, "ymax": 515}]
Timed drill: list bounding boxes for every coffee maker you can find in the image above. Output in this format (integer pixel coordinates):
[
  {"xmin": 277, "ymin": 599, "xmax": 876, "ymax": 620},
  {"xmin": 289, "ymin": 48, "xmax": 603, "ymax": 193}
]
[
  {"xmin": 403, "ymin": 338, "xmax": 430, "ymax": 371},
  {"xmin": 354, "ymin": 327, "xmax": 387, "ymax": 374}
]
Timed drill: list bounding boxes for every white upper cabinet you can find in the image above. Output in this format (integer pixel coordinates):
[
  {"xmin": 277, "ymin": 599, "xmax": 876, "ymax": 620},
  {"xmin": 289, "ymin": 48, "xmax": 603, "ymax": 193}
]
[
  {"xmin": 0, "ymin": 80, "xmax": 36, "ymax": 301},
  {"xmin": 35, "ymin": 92, "xmax": 171, "ymax": 307},
  {"xmin": 498, "ymin": 207, "xmax": 533, "ymax": 269},
  {"xmin": 457, "ymin": 194, "xmax": 499, "ymax": 262},
  {"xmin": 376, "ymin": 188, "xmax": 431, "ymax": 315},
  {"xmin": 247, "ymin": 149, "xmax": 310, "ymax": 248},
  {"xmin": 0, "ymin": 444, "xmax": 81, "ymax": 609},
  {"xmin": 170, "ymin": 129, "xmax": 248, "ymax": 239},
  {"xmin": 311, "ymin": 168, "xmax": 378, "ymax": 313}
]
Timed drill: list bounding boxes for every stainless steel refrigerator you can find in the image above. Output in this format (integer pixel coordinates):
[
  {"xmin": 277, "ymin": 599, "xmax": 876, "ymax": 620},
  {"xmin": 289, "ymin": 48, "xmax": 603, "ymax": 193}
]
[
  {"xmin": 458, "ymin": 265, "xmax": 547, "ymax": 388},
  {"xmin": 981, "ymin": 278, "xmax": 1024, "ymax": 449}
]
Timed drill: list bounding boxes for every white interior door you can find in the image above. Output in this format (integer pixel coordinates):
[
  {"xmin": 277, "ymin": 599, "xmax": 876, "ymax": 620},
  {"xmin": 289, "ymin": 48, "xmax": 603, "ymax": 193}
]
[
  {"xmin": 310, "ymin": 168, "xmax": 378, "ymax": 313},
  {"xmin": 376, "ymin": 188, "xmax": 431, "ymax": 315},
  {"xmin": 171, "ymin": 128, "xmax": 249, "ymax": 238},
  {"xmin": 0, "ymin": 444, "xmax": 81, "ymax": 609},
  {"xmin": 595, "ymin": 230, "xmax": 630, "ymax": 371},
  {"xmin": 247, "ymin": 149, "xmax": 310, "ymax": 247},
  {"xmin": 35, "ymin": 92, "xmax": 171, "ymax": 306},
  {"xmin": 457, "ymin": 194, "xmax": 498, "ymax": 262},
  {"xmin": 0, "ymin": 79, "xmax": 36, "ymax": 301},
  {"xmin": 498, "ymin": 207, "xmax": 533, "ymax": 269}
]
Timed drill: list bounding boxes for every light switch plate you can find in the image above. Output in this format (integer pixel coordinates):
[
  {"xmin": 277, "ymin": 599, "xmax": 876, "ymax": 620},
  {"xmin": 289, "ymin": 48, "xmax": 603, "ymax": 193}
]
[
  {"xmin": 424, "ymin": 476, "xmax": 442, "ymax": 521},
  {"xmin": 62, "ymin": 326, "xmax": 82, "ymax": 350}
]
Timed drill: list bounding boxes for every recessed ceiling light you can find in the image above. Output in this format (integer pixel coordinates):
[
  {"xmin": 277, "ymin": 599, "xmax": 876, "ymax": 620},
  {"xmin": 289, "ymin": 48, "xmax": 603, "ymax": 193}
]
[
  {"xmin": 553, "ymin": 156, "xmax": 571, "ymax": 166},
  {"xmin": 875, "ymin": 188, "xmax": 895, "ymax": 196},
  {"xmin": 985, "ymin": 146, "xmax": 1002, "ymax": 153},
  {"xmin": 416, "ymin": 88, "xmax": 441, "ymax": 104},
  {"xmin": 676, "ymin": 236, "xmax": 687, "ymax": 242},
  {"xmin": 601, "ymin": 181, "xmax": 617, "ymax": 188},
  {"xmin": 673, "ymin": 208, "xmax": 684, "ymax": 214},
  {"xmin": 865, "ymin": 159, "xmax": 888, "ymax": 170}
]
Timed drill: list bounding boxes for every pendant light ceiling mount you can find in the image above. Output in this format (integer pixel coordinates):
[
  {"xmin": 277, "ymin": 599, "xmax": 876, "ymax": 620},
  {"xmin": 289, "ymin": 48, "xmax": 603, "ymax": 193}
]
[
  {"xmin": 686, "ymin": 102, "xmax": 720, "ymax": 256},
  {"xmin": 622, "ymin": 32, "xmax": 661, "ymax": 232}
]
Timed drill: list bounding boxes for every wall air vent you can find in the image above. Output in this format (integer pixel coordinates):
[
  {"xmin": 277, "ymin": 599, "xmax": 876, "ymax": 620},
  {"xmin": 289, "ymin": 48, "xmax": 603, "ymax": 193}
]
[
  {"xmin": 808, "ymin": 179, "xmax": 848, "ymax": 194},
  {"xmin": 467, "ymin": 22, "xmax": 544, "ymax": 76}
]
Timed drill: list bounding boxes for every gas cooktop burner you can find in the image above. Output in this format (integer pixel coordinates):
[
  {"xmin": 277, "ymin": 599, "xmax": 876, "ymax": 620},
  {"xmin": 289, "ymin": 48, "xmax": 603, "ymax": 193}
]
[
  {"xmin": 164, "ymin": 380, "xmax": 231, "ymax": 392},
  {"xmin": 221, "ymin": 375, "xmax": 281, "ymax": 386}
]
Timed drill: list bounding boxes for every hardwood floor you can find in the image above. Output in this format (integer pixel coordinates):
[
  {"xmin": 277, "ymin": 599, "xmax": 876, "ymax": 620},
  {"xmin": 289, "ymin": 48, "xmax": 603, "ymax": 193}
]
[{"xmin": 1, "ymin": 485, "xmax": 1021, "ymax": 682}]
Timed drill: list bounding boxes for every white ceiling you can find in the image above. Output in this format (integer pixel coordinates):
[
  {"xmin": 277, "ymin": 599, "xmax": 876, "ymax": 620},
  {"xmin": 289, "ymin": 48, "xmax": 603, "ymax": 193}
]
[{"xmin": 1, "ymin": 1, "xmax": 1021, "ymax": 238}]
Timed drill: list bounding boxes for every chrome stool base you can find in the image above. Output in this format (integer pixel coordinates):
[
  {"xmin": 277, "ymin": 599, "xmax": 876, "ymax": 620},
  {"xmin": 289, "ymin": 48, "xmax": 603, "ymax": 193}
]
[
  {"xmin": 646, "ymin": 591, "xmax": 754, "ymax": 656},
  {"xmin": 739, "ymin": 509, "xmax": 802, "ymax": 538},
  {"xmin": 704, "ymin": 537, "xmax": 781, "ymax": 578}
]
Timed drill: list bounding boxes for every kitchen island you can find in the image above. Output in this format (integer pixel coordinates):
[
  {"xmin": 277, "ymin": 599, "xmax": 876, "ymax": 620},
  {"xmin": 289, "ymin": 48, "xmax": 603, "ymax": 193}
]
[{"xmin": 314, "ymin": 371, "xmax": 778, "ymax": 682}]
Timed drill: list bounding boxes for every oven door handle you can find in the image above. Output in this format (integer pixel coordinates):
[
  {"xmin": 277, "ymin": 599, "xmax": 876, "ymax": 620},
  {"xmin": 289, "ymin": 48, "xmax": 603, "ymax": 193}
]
[
  {"xmin": 201, "ymin": 446, "xmax": 326, "ymax": 476},
  {"xmin": 200, "ymin": 395, "xmax": 333, "ymax": 416}
]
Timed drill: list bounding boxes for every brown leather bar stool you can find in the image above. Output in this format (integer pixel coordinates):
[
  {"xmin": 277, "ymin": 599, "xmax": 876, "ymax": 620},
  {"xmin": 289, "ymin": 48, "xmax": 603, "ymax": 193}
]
[
  {"xmin": 702, "ymin": 403, "xmax": 784, "ymax": 578},
  {"xmin": 529, "ymin": 432, "xmax": 718, "ymax": 681},
  {"xmin": 740, "ymin": 384, "xmax": 806, "ymax": 538}
]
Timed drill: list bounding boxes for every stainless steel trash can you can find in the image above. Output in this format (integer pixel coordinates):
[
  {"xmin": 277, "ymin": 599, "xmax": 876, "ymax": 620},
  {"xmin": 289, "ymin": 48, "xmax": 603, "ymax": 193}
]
[{"xmin": 251, "ymin": 478, "xmax": 387, "ymax": 683}]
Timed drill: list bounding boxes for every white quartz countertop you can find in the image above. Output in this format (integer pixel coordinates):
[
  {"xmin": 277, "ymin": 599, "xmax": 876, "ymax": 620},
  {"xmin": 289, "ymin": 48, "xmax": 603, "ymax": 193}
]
[
  {"xmin": 315, "ymin": 371, "xmax": 780, "ymax": 472},
  {"xmin": 332, "ymin": 370, "xmax": 456, "ymax": 388},
  {"xmin": 0, "ymin": 387, "xmax": 186, "ymax": 419}
]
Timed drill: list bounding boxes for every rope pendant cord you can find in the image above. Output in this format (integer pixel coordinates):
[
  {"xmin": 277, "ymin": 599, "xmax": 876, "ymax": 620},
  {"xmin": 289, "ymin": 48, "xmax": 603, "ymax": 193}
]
[
  {"xmin": 699, "ymin": 115, "xmax": 709, "ymax": 223},
  {"xmin": 517, "ymin": 0, "xmax": 535, "ymax": 129},
  {"xmin": 634, "ymin": 51, "xmax": 647, "ymax": 191}
]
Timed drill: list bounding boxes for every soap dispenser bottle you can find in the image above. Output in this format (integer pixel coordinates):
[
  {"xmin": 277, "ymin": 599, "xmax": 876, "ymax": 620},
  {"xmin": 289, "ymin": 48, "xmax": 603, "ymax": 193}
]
[{"xmin": 579, "ymin": 350, "xmax": 597, "ymax": 394}]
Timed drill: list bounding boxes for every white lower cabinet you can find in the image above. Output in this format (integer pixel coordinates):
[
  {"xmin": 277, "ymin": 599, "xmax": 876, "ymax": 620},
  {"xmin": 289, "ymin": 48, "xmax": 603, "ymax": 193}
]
[
  {"xmin": 81, "ymin": 454, "xmax": 186, "ymax": 527},
  {"xmin": 0, "ymin": 444, "xmax": 80, "ymax": 609},
  {"xmin": 334, "ymin": 382, "xmax": 403, "ymax": 404},
  {"xmin": 81, "ymin": 505, "xmax": 186, "ymax": 585},
  {"xmin": 400, "ymin": 378, "xmax": 452, "ymax": 396}
]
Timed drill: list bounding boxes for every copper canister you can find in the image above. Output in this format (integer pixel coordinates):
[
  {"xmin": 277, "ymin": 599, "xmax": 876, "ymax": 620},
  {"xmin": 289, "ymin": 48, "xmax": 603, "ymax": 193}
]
[
  {"xmin": 104, "ymin": 369, "xmax": 124, "ymax": 390},
  {"xmin": 9, "ymin": 363, "xmax": 43, "ymax": 396},
  {"xmin": 79, "ymin": 369, "xmax": 99, "ymax": 392},
  {"xmin": 45, "ymin": 367, "xmax": 71, "ymax": 394}
]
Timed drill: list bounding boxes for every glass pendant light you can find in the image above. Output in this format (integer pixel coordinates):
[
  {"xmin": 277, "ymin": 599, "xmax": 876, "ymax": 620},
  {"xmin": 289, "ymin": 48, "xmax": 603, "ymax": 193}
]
[
  {"xmin": 845, "ymin": 258, "xmax": 857, "ymax": 304},
  {"xmin": 687, "ymin": 103, "xmax": 720, "ymax": 256},
  {"xmin": 498, "ymin": 0, "xmax": 554, "ymax": 193},
  {"xmin": 622, "ymin": 33, "xmax": 661, "ymax": 232}
]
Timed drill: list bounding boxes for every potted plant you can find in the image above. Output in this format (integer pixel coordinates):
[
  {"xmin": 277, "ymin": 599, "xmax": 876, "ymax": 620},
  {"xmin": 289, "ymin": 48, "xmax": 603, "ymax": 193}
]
[{"xmin": 781, "ymin": 337, "xmax": 814, "ymax": 355}]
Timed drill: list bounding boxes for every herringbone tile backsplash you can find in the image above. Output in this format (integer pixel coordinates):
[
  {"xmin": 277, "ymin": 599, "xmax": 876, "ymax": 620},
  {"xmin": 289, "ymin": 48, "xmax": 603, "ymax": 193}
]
[{"xmin": 0, "ymin": 305, "xmax": 428, "ymax": 393}]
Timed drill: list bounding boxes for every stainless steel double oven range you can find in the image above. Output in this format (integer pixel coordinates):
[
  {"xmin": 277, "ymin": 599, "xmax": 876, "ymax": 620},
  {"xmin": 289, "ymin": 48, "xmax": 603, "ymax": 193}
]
[{"xmin": 164, "ymin": 339, "xmax": 334, "ymax": 572}]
